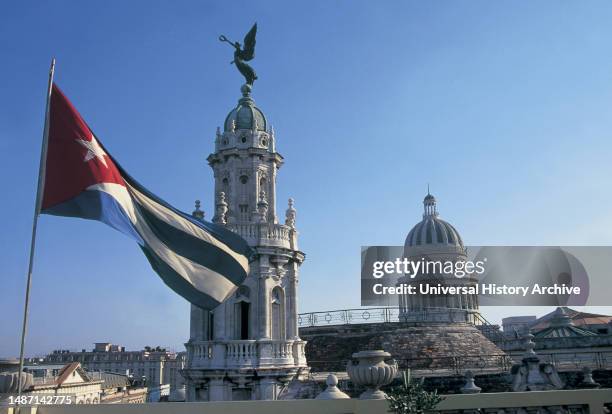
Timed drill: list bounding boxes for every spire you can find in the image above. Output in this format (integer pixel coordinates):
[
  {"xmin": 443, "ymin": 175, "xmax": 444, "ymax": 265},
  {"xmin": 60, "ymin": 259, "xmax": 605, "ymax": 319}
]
[{"xmin": 192, "ymin": 200, "xmax": 205, "ymax": 220}]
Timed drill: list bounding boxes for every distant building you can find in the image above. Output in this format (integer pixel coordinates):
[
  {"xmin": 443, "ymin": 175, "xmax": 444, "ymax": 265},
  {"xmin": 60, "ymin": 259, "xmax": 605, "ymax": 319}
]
[
  {"xmin": 146, "ymin": 383, "xmax": 170, "ymax": 402},
  {"xmin": 532, "ymin": 307, "xmax": 598, "ymax": 338},
  {"xmin": 24, "ymin": 362, "xmax": 103, "ymax": 404},
  {"xmin": 502, "ymin": 307, "xmax": 612, "ymax": 337},
  {"xmin": 91, "ymin": 371, "xmax": 147, "ymax": 404},
  {"xmin": 498, "ymin": 307, "xmax": 612, "ymax": 367},
  {"xmin": 44, "ymin": 344, "xmax": 185, "ymax": 393},
  {"xmin": 531, "ymin": 307, "xmax": 612, "ymax": 336}
]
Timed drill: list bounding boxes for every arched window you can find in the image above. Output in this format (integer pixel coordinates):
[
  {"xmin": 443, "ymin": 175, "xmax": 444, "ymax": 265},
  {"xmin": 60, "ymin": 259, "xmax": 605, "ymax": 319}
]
[{"xmin": 234, "ymin": 286, "xmax": 251, "ymax": 340}]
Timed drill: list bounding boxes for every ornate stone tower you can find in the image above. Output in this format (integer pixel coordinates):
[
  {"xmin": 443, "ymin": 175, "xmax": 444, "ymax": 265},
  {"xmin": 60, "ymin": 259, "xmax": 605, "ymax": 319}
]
[{"xmin": 182, "ymin": 84, "xmax": 307, "ymax": 401}]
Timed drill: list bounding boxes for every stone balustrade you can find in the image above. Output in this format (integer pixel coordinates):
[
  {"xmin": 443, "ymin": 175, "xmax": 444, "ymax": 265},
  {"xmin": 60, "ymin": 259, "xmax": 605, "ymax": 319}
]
[
  {"xmin": 225, "ymin": 223, "xmax": 295, "ymax": 249},
  {"xmin": 185, "ymin": 339, "xmax": 307, "ymax": 369}
]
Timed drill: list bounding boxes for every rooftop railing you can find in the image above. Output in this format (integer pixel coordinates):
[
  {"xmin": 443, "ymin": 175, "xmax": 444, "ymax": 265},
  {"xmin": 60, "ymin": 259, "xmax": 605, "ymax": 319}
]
[{"xmin": 298, "ymin": 307, "xmax": 488, "ymax": 327}]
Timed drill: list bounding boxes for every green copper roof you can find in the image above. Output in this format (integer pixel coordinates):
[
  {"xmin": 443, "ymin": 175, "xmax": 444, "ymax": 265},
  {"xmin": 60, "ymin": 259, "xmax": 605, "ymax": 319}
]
[{"xmin": 224, "ymin": 89, "xmax": 267, "ymax": 132}]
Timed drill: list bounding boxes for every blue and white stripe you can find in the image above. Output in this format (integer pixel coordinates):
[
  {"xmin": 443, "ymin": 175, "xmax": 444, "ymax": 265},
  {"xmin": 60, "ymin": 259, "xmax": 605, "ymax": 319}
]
[{"xmin": 44, "ymin": 178, "xmax": 253, "ymax": 310}]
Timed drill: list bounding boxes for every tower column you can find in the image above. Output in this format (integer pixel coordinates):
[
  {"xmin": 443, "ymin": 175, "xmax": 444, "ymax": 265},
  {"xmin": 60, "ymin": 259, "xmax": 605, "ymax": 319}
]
[
  {"xmin": 286, "ymin": 261, "xmax": 299, "ymax": 339},
  {"xmin": 258, "ymin": 260, "xmax": 271, "ymax": 339},
  {"xmin": 269, "ymin": 165, "xmax": 277, "ymax": 223}
]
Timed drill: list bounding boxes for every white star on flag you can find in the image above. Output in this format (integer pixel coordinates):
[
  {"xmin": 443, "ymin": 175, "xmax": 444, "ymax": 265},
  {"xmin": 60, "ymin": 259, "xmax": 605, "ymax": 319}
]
[{"xmin": 77, "ymin": 135, "xmax": 108, "ymax": 168}]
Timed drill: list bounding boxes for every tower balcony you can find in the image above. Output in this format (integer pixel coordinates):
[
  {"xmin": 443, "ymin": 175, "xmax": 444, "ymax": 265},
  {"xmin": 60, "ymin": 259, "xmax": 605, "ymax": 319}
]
[
  {"xmin": 226, "ymin": 222, "xmax": 297, "ymax": 250},
  {"xmin": 185, "ymin": 339, "xmax": 307, "ymax": 370}
]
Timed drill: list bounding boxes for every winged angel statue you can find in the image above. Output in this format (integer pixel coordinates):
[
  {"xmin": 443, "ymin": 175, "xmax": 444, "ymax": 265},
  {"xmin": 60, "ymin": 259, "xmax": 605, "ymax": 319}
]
[{"xmin": 219, "ymin": 23, "xmax": 258, "ymax": 86}]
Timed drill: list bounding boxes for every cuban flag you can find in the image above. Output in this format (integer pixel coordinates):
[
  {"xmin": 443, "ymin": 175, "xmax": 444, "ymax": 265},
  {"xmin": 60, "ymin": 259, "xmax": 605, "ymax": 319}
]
[{"xmin": 40, "ymin": 84, "xmax": 254, "ymax": 310}]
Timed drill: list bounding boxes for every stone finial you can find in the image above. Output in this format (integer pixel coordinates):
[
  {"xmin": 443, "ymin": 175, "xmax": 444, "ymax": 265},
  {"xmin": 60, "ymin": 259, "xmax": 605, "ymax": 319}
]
[
  {"xmin": 460, "ymin": 370, "xmax": 481, "ymax": 394},
  {"xmin": 213, "ymin": 192, "xmax": 228, "ymax": 224},
  {"xmin": 257, "ymin": 190, "xmax": 268, "ymax": 222},
  {"xmin": 315, "ymin": 374, "xmax": 350, "ymax": 400},
  {"xmin": 241, "ymin": 83, "xmax": 252, "ymax": 97},
  {"xmin": 192, "ymin": 200, "xmax": 205, "ymax": 220},
  {"xmin": 216, "ymin": 126, "xmax": 221, "ymax": 138},
  {"xmin": 285, "ymin": 198, "xmax": 296, "ymax": 229}
]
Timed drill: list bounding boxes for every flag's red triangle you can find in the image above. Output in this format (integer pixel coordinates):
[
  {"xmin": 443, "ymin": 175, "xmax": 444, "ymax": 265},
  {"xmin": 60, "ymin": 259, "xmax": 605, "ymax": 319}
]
[{"xmin": 42, "ymin": 84, "xmax": 125, "ymax": 210}]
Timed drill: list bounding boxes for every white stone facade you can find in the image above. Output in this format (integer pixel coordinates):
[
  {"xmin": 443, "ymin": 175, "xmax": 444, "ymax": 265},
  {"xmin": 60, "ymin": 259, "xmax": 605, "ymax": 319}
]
[{"xmin": 183, "ymin": 85, "xmax": 307, "ymax": 401}]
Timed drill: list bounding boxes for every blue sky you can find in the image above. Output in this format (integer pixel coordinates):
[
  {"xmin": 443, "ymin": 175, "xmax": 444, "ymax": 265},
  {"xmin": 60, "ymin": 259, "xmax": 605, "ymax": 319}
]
[{"xmin": 2, "ymin": 1, "xmax": 612, "ymax": 357}]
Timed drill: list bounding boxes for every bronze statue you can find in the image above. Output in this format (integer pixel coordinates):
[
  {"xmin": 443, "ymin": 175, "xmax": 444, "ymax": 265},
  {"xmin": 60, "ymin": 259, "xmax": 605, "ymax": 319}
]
[{"xmin": 219, "ymin": 23, "xmax": 258, "ymax": 86}]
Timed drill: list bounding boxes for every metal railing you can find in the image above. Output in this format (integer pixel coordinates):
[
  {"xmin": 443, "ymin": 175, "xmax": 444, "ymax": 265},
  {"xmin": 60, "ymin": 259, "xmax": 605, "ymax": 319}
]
[
  {"xmin": 298, "ymin": 307, "xmax": 490, "ymax": 327},
  {"xmin": 517, "ymin": 350, "xmax": 612, "ymax": 371},
  {"xmin": 298, "ymin": 307, "xmax": 401, "ymax": 327}
]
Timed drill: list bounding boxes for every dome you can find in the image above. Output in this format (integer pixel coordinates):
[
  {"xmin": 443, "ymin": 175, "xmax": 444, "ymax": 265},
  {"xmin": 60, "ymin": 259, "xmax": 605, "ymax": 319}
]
[
  {"xmin": 224, "ymin": 85, "xmax": 267, "ymax": 132},
  {"xmin": 405, "ymin": 192, "xmax": 464, "ymax": 249}
]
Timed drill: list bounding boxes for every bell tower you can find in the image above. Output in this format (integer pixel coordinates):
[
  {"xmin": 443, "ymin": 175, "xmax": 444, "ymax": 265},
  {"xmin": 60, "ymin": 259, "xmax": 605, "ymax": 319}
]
[{"xmin": 183, "ymin": 83, "xmax": 307, "ymax": 401}]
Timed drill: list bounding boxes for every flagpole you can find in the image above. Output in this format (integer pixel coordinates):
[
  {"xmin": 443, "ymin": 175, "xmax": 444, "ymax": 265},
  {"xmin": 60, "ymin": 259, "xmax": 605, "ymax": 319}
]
[{"xmin": 17, "ymin": 57, "xmax": 56, "ymax": 399}]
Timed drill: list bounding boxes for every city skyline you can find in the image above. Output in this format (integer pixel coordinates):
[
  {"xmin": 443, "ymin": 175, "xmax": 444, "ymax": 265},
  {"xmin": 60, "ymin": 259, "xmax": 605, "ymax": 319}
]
[{"xmin": 3, "ymin": 1, "xmax": 612, "ymax": 357}]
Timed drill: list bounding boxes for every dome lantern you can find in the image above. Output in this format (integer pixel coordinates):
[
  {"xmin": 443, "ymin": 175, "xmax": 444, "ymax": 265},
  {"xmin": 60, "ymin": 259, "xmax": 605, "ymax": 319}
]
[
  {"xmin": 423, "ymin": 189, "xmax": 438, "ymax": 217},
  {"xmin": 405, "ymin": 191, "xmax": 464, "ymax": 253}
]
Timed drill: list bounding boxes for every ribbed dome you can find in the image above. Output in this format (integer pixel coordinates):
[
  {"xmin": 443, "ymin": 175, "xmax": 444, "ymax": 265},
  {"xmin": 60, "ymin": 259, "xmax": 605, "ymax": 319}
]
[
  {"xmin": 224, "ymin": 85, "xmax": 267, "ymax": 132},
  {"xmin": 405, "ymin": 192, "xmax": 464, "ymax": 248}
]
